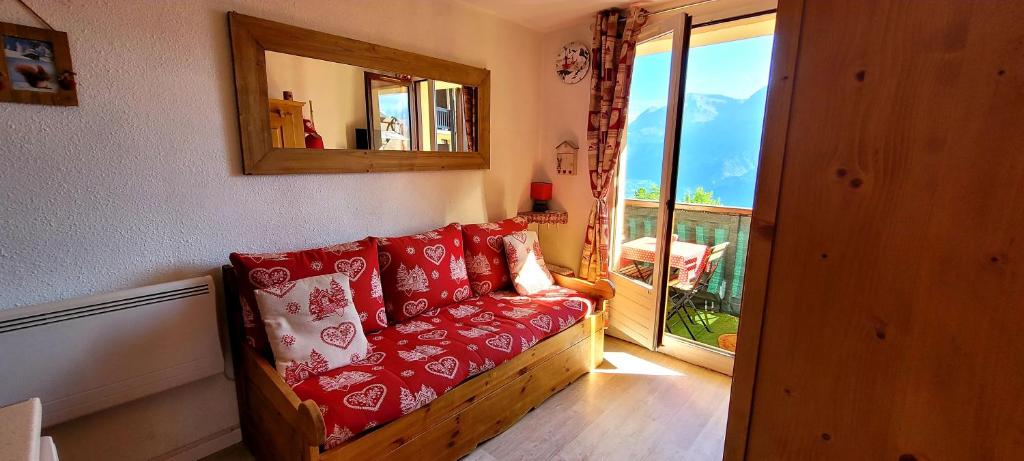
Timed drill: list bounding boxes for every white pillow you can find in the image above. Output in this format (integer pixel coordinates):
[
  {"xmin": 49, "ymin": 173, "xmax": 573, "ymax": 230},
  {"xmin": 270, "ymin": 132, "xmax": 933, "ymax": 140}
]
[
  {"xmin": 254, "ymin": 273, "xmax": 369, "ymax": 386},
  {"xmin": 502, "ymin": 230, "xmax": 555, "ymax": 295}
]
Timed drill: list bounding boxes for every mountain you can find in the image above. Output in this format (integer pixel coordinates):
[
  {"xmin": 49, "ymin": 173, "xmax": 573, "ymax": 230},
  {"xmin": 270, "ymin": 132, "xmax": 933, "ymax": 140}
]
[{"xmin": 624, "ymin": 87, "xmax": 769, "ymax": 208}]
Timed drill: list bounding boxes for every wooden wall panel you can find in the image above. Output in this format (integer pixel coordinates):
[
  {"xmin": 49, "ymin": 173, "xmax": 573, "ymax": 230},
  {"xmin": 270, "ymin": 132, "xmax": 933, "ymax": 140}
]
[
  {"xmin": 607, "ymin": 273, "xmax": 658, "ymax": 349},
  {"xmin": 735, "ymin": 1, "xmax": 1024, "ymax": 459}
]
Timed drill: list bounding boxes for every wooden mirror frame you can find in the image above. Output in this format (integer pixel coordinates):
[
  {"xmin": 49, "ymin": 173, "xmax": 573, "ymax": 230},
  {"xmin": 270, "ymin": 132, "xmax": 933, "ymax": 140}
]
[{"xmin": 227, "ymin": 12, "xmax": 490, "ymax": 174}]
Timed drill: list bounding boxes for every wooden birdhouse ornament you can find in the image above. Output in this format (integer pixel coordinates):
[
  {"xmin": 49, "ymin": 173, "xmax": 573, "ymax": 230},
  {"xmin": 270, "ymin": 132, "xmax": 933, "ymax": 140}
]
[{"xmin": 555, "ymin": 140, "xmax": 578, "ymax": 175}]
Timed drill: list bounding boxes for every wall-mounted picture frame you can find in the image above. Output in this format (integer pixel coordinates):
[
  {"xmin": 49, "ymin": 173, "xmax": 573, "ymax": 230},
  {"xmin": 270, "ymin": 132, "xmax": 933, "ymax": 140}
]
[{"xmin": 0, "ymin": 21, "xmax": 77, "ymax": 106}]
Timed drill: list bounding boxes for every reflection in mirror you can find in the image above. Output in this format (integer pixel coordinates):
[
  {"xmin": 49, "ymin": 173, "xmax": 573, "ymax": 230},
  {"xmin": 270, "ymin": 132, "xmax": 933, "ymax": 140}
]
[
  {"xmin": 264, "ymin": 51, "xmax": 477, "ymax": 152},
  {"xmin": 366, "ymin": 73, "xmax": 413, "ymax": 150},
  {"xmin": 265, "ymin": 51, "xmax": 366, "ymax": 149}
]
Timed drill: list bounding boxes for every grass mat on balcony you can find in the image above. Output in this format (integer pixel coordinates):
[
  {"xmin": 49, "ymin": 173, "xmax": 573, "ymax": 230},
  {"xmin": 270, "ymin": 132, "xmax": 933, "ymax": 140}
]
[{"xmin": 665, "ymin": 309, "xmax": 740, "ymax": 350}]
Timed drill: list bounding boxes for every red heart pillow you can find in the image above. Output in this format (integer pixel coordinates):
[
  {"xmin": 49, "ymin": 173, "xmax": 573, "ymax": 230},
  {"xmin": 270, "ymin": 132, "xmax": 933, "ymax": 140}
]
[
  {"xmin": 230, "ymin": 238, "xmax": 387, "ymax": 353},
  {"xmin": 374, "ymin": 224, "xmax": 472, "ymax": 322},
  {"xmin": 461, "ymin": 217, "xmax": 528, "ymax": 295}
]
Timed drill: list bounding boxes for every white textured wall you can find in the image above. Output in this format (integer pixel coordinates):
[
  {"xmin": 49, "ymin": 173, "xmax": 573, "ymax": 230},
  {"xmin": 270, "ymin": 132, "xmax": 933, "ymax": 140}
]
[
  {"xmin": 535, "ymin": 21, "xmax": 594, "ymax": 272},
  {"xmin": 0, "ymin": 1, "xmax": 541, "ymax": 459},
  {"xmin": 0, "ymin": 0, "xmax": 540, "ymax": 309}
]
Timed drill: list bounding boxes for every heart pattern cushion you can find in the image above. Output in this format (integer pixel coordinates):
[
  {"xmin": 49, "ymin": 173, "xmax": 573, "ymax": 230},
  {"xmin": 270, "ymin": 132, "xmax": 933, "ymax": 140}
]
[
  {"xmin": 290, "ymin": 286, "xmax": 596, "ymax": 448},
  {"xmin": 461, "ymin": 217, "xmax": 528, "ymax": 295},
  {"xmin": 503, "ymin": 230, "xmax": 555, "ymax": 295},
  {"xmin": 254, "ymin": 273, "xmax": 369, "ymax": 386},
  {"xmin": 231, "ymin": 238, "xmax": 388, "ymax": 354},
  {"xmin": 374, "ymin": 224, "xmax": 472, "ymax": 323}
]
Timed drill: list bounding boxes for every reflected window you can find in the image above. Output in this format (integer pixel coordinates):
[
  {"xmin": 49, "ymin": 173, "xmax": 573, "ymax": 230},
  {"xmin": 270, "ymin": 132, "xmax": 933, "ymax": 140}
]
[{"xmin": 366, "ymin": 73, "xmax": 415, "ymax": 150}]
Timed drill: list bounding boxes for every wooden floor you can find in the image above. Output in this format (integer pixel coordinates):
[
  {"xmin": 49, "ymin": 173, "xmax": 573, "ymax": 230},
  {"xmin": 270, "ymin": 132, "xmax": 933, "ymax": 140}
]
[{"xmin": 203, "ymin": 337, "xmax": 732, "ymax": 461}]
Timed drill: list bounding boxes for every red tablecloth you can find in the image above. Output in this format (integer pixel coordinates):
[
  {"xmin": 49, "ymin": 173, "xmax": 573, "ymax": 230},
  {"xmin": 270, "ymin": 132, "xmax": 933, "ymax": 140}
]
[{"xmin": 619, "ymin": 237, "xmax": 708, "ymax": 283}]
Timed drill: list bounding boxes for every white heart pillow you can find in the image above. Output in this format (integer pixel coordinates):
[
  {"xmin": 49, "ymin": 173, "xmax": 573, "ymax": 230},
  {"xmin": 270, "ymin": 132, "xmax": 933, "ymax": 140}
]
[
  {"xmin": 502, "ymin": 230, "xmax": 555, "ymax": 295},
  {"xmin": 255, "ymin": 273, "xmax": 369, "ymax": 386}
]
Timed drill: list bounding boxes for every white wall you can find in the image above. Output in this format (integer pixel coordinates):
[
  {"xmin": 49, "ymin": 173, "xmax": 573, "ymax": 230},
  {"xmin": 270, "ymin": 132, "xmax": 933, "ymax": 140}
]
[
  {"xmin": 535, "ymin": 22, "xmax": 594, "ymax": 272},
  {"xmin": 0, "ymin": 1, "xmax": 541, "ymax": 459}
]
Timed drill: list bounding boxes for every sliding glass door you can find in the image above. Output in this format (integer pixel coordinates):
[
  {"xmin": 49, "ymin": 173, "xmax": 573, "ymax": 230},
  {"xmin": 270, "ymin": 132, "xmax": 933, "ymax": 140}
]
[
  {"xmin": 612, "ymin": 11, "xmax": 776, "ymax": 375},
  {"xmin": 607, "ymin": 11, "xmax": 691, "ymax": 349}
]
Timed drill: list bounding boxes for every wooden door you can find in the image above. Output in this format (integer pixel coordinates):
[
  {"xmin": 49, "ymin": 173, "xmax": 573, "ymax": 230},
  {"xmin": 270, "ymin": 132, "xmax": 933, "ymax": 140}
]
[{"xmin": 726, "ymin": 0, "xmax": 1024, "ymax": 459}]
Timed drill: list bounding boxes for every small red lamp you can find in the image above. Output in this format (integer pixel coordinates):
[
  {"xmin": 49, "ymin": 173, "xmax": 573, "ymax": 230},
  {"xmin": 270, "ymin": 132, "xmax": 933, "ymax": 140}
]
[{"xmin": 531, "ymin": 181, "xmax": 553, "ymax": 212}]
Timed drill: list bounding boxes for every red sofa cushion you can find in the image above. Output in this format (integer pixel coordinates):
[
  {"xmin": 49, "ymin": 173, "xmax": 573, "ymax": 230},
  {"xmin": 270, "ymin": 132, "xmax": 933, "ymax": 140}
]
[
  {"xmin": 375, "ymin": 224, "xmax": 472, "ymax": 322},
  {"xmin": 230, "ymin": 238, "xmax": 388, "ymax": 352},
  {"xmin": 461, "ymin": 217, "xmax": 528, "ymax": 295},
  {"xmin": 291, "ymin": 287, "xmax": 596, "ymax": 448}
]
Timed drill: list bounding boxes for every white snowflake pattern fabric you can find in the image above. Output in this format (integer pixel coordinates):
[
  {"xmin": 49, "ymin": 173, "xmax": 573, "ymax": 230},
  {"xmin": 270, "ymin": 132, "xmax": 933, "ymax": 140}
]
[
  {"xmin": 395, "ymin": 263, "xmax": 430, "ymax": 295},
  {"xmin": 288, "ymin": 284, "xmax": 595, "ymax": 448},
  {"xmin": 369, "ymin": 269, "xmax": 383, "ymax": 301},
  {"xmin": 449, "ymin": 256, "xmax": 468, "ymax": 281},
  {"xmin": 461, "ymin": 217, "xmax": 528, "ymax": 295},
  {"xmin": 465, "ymin": 253, "xmax": 492, "ymax": 276},
  {"xmin": 375, "ymin": 224, "xmax": 473, "ymax": 322},
  {"xmin": 255, "ymin": 273, "xmax": 369, "ymax": 386},
  {"xmin": 502, "ymin": 231, "xmax": 555, "ymax": 295}
]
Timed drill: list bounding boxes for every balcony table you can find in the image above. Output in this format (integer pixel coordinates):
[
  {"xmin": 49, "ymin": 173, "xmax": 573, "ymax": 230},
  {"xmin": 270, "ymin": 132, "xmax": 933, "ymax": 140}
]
[{"xmin": 618, "ymin": 237, "xmax": 708, "ymax": 284}]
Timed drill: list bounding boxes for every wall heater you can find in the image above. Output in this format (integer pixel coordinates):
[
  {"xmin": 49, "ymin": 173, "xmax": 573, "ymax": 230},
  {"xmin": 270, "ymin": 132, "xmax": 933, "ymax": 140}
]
[{"xmin": 0, "ymin": 276, "xmax": 224, "ymax": 426}]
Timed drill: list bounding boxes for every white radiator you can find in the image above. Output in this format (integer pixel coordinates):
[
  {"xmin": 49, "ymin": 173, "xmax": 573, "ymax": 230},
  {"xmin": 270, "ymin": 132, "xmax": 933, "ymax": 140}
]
[{"xmin": 0, "ymin": 276, "xmax": 224, "ymax": 427}]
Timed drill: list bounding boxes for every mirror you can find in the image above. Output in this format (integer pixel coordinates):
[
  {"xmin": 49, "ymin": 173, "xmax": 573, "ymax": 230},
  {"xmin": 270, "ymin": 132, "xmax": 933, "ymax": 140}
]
[
  {"xmin": 228, "ymin": 12, "xmax": 490, "ymax": 174},
  {"xmin": 265, "ymin": 52, "xmax": 478, "ymax": 152}
]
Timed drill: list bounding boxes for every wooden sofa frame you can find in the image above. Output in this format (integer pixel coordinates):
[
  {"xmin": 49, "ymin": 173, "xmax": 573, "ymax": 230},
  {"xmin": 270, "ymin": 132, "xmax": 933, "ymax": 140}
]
[{"xmin": 223, "ymin": 265, "xmax": 614, "ymax": 461}]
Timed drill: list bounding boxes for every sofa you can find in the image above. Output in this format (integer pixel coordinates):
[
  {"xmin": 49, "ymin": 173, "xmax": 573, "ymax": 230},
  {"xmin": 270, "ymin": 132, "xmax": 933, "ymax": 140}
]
[{"xmin": 222, "ymin": 220, "xmax": 614, "ymax": 461}]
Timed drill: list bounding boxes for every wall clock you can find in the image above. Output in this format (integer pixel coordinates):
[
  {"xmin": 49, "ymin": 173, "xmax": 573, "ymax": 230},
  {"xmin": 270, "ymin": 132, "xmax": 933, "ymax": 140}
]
[{"xmin": 555, "ymin": 42, "xmax": 590, "ymax": 84}]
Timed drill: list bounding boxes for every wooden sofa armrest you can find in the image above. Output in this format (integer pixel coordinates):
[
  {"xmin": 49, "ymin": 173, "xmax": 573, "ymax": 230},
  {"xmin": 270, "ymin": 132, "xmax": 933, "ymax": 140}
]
[
  {"xmin": 551, "ymin": 273, "xmax": 615, "ymax": 302},
  {"xmin": 223, "ymin": 264, "xmax": 325, "ymax": 456},
  {"xmin": 241, "ymin": 346, "xmax": 326, "ymax": 446}
]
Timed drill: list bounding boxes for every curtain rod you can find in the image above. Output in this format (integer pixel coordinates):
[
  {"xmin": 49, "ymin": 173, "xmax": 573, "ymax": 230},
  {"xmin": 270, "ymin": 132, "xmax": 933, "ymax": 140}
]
[
  {"xmin": 647, "ymin": 0, "xmax": 719, "ymax": 16},
  {"xmin": 613, "ymin": 0, "xmax": 717, "ymax": 20}
]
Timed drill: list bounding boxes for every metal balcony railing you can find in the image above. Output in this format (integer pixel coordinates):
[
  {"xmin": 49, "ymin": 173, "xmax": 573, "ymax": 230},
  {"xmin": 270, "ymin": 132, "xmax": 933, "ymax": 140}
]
[{"xmin": 435, "ymin": 107, "xmax": 454, "ymax": 132}]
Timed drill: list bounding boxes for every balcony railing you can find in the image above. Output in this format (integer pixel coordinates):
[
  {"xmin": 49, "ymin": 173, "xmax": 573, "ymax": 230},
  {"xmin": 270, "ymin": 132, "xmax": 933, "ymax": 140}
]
[
  {"xmin": 620, "ymin": 199, "xmax": 751, "ymax": 314},
  {"xmin": 435, "ymin": 107, "xmax": 453, "ymax": 132}
]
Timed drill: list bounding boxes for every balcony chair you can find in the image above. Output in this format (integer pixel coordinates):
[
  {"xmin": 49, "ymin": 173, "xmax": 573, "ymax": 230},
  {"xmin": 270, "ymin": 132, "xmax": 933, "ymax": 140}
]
[
  {"xmin": 617, "ymin": 261, "xmax": 654, "ymax": 283},
  {"xmin": 667, "ymin": 242, "xmax": 730, "ymax": 341}
]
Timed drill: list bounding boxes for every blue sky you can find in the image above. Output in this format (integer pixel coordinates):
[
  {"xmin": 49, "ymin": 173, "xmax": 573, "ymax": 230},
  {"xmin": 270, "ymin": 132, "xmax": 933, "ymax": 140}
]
[{"xmin": 628, "ymin": 35, "xmax": 775, "ymax": 122}]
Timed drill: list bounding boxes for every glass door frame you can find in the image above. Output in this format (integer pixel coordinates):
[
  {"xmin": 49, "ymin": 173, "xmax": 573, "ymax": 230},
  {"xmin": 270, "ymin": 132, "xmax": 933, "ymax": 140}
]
[
  {"xmin": 640, "ymin": 12, "xmax": 739, "ymax": 376},
  {"xmin": 656, "ymin": 10, "xmax": 779, "ymax": 376},
  {"xmin": 607, "ymin": 11, "xmax": 691, "ymax": 350}
]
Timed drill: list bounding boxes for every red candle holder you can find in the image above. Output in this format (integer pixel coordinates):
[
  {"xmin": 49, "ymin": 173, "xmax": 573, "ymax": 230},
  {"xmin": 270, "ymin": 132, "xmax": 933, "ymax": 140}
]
[{"xmin": 531, "ymin": 182, "xmax": 552, "ymax": 212}]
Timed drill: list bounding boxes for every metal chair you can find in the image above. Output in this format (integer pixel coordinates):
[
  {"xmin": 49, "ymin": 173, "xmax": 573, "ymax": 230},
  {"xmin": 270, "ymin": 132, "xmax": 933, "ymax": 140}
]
[
  {"xmin": 666, "ymin": 242, "xmax": 730, "ymax": 340},
  {"xmin": 616, "ymin": 261, "xmax": 653, "ymax": 284}
]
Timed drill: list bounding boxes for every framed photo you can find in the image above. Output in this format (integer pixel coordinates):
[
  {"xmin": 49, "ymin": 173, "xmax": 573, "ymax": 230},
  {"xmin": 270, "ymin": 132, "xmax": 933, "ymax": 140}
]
[{"xmin": 0, "ymin": 21, "xmax": 77, "ymax": 106}]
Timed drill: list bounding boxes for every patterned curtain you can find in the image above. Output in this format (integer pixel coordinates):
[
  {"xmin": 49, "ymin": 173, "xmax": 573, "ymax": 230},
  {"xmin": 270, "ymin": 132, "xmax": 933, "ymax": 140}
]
[
  {"xmin": 462, "ymin": 86, "xmax": 478, "ymax": 151},
  {"xmin": 579, "ymin": 7, "xmax": 648, "ymax": 281}
]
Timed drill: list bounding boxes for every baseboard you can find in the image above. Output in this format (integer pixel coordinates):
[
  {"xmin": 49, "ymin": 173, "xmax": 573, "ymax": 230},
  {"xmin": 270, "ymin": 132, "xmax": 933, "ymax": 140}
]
[{"xmin": 156, "ymin": 426, "xmax": 242, "ymax": 461}]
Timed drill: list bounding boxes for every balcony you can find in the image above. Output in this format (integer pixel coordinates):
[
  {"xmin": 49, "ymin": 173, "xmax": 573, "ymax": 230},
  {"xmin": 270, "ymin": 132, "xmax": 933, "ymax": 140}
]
[
  {"xmin": 435, "ymin": 107, "xmax": 454, "ymax": 132},
  {"xmin": 617, "ymin": 199, "xmax": 751, "ymax": 349}
]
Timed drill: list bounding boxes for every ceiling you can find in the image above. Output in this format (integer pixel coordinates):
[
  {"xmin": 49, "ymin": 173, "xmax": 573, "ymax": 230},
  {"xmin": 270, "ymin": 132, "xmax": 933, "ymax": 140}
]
[
  {"xmin": 456, "ymin": 0, "xmax": 631, "ymax": 32},
  {"xmin": 458, "ymin": 0, "xmax": 778, "ymax": 33}
]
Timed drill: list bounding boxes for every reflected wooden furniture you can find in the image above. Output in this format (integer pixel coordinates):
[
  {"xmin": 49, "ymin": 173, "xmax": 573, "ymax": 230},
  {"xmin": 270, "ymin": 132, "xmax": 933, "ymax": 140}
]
[
  {"xmin": 223, "ymin": 265, "xmax": 612, "ymax": 461},
  {"xmin": 268, "ymin": 99, "xmax": 306, "ymax": 148}
]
